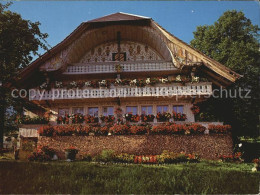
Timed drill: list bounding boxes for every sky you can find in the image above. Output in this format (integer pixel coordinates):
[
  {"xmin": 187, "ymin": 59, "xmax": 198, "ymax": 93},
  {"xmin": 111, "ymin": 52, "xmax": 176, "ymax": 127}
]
[{"xmin": 7, "ymin": 1, "xmax": 260, "ymax": 56}]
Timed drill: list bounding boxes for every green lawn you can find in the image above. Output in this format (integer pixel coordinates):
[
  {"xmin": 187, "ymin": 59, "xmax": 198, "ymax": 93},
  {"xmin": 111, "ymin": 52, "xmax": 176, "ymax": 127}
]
[{"xmin": 0, "ymin": 160, "xmax": 259, "ymax": 194}]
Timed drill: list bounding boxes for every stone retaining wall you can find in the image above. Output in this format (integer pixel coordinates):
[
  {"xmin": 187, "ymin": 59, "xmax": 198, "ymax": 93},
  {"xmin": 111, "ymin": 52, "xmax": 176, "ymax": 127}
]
[{"xmin": 38, "ymin": 134, "xmax": 233, "ymax": 160}]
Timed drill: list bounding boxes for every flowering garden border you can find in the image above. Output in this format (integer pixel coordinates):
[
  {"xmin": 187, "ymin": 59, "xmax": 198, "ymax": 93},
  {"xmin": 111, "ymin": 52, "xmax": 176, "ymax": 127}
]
[{"xmin": 38, "ymin": 123, "xmax": 231, "ymax": 137}]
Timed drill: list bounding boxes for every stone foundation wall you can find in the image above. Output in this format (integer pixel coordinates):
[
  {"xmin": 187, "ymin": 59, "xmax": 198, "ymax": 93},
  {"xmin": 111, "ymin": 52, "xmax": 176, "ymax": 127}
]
[{"xmin": 38, "ymin": 134, "xmax": 233, "ymax": 160}]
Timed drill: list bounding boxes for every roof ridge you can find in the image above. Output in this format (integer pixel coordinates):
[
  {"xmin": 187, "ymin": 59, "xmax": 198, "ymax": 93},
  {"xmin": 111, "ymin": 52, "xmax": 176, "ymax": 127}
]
[{"xmin": 87, "ymin": 12, "xmax": 151, "ymax": 23}]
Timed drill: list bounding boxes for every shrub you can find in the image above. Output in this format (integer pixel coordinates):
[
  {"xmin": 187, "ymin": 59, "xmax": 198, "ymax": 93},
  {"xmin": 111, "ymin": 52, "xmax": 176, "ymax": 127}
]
[
  {"xmin": 157, "ymin": 150, "xmax": 200, "ymax": 164},
  {"xmin": 81, "ymin": 154, "xmax": 92, "ymax": 162},
  {"xmin": 40, "ymin": 146, "xmax": 56, "ymax": 158},
  {"xmin": 21, "ymin": 140, "xmax": 36, "ymax": 152},
  {"xmin": 28, "ymin": 152, "xmax": 51, "ymax": 161},
  {"xmin": 116, "ymin": 153, "xmax": 135, "ymax": 163},
  {"xmin": 94, "ymin": 149, "xmax": 116, "ymax": 162},
  {"xmin": 208, "ymin": 125, "xmax": 231, "ymax": 134},
  {"xmin": 17, "ymin": 116, "xmax": 49, "ymax": 124}
]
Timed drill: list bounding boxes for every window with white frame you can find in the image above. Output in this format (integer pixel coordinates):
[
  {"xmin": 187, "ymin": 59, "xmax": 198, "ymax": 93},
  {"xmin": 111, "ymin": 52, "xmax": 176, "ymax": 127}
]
[
  {"xmin": 58, "ymin": 108, "xmax": 69, "ymax": 116},
  {"xmin": 157, "ymin": 105, "xmax": 168, "ymax": 113},
  {"xmin": 126, "ymin": 106, "xmax": 137, "ymax": 115},
  {"xmin": 72, "ymin": 107, "xmax": 84, "ymax": 115},
  {"xmin": 141, "ymin": 106, "xmax": 153, "ymax": 115},
  {"xmin": 103, "ymin": 107, "xmax": 114, "ymax": 116},
  {"xmin": 173, "ymin": 105, "xmax": 184, "ymax": 114},
  {"xmin": 88, "ymin": 107, "xmax": 98, "ymax": 117}
]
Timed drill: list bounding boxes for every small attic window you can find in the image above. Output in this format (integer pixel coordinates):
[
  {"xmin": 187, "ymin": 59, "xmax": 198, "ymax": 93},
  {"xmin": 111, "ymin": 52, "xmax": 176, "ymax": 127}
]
[{"xmin": 112, "ymin": 52, "xmax": 126, "ymax": 61}]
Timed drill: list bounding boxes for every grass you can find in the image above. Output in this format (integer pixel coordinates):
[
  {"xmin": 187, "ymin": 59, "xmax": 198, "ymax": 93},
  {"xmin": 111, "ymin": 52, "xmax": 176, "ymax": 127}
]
[{"xmin": 0, "ymin": 160, "xmax": 259, "ymax": 194}]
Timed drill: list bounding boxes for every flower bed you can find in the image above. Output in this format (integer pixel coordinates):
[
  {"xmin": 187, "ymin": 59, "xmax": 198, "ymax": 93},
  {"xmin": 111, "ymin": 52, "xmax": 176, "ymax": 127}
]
[
  {"xmin": 151, "ymin": 123, "xmax": 206, "ymax": 135},
  {"xmin": 218, "ymin": 152, "xmax": 242, "ymax": 162},
  {"xmin": 38, "ymin": 123, "xmax": 230, "ymax": 137},
  {"xmin": 28, "ymin": 145, "xmax": 56, "ymax": 161},
  {"xmin": 208, "ymin": 124, "xmax": 231, "ymax": 134}
]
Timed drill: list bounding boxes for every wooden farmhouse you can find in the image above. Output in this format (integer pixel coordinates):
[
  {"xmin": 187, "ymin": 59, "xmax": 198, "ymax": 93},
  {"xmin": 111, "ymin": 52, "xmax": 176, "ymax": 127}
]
[{"xmin": 17, "ymin": 12, "xmax": 241, "ymax": 138}]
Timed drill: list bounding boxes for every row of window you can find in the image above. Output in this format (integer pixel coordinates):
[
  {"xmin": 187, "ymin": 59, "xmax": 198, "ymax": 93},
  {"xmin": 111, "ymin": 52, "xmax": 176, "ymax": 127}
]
[{"xmin": 58, "ymin": 105, "xmax": 184, "ymax": 117}]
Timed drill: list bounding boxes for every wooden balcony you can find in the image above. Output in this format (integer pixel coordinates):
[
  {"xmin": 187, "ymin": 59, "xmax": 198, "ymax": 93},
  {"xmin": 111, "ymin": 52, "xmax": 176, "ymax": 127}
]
[
  {"xmin": 64, "ymin": 61, "xmax": 176, "ymax": 74},
  {"xmin": 29, "ymin": 83, "xmax": 212, "ymax": 101}
]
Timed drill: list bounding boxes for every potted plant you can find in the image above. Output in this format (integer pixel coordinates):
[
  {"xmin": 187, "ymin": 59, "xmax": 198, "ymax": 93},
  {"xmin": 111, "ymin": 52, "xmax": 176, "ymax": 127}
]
[
  {"xmin": 172, "ymin": 112, "xmax": 187, "ymax": 121},
  {"xmin": 141, "ymin": 114, "xmax": 155, "ymax": 122},
  {"xmin": 65, "ymin": 146, "xmax": 78, "ymax": 161},
  {"xmin": 156, "ymin": 112, "xmax": 171, "ymax": 122}
]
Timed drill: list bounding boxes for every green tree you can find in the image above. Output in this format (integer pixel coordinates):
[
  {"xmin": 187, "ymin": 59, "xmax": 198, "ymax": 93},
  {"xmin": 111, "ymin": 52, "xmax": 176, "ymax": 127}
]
[
  {"xmin": 0, "ymin": 3, "xmax": 48, "ymax": 151},
  {"xmin": 191, "ymin": 10, "xmax": 260, "ymax": 136}
]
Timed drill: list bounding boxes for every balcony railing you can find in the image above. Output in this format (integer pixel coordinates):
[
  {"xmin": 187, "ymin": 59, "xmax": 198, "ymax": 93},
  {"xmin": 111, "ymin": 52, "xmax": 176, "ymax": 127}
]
[
  {"xmin": 64, "ymin": 61, "xmax": 176, "ymax": 74},
  {"xmin": 29, "ymin": 83, "xmax": 212, "ymax": 101}
]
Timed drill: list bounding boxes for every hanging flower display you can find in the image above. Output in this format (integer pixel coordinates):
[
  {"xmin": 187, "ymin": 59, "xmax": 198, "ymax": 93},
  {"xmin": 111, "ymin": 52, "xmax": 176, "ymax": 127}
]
[
  {"xmin": 85, "ymin": 81, "xmax": 91, "ymax": 87},
  {"xmin": 54, "ymin": 81, "xmax": 63, "ymax": 88},
  {"xmin": 67, "ymin": 81, "xmax": 78, "ymax": 89},
  {"xmin": 99, "ymin": 80, "xmax": 108, "ymax": 87},
  {"xmin": 145, "ymin": 78, "xmax": 151, "ymax": 84},
  {"xmin": 175, "ymin": 75, "xmax": 182, "ymax": 82},
  {"xmin": 191, "ymin": 105, "xmax": 200, "ymax": 115},
  {"xmin": 39, "ymin": 82, "xmax": 48, "ymax": 90},
  {"xmin": 191, "ymin": 76, "xmax": 200, "ymax": 83}
]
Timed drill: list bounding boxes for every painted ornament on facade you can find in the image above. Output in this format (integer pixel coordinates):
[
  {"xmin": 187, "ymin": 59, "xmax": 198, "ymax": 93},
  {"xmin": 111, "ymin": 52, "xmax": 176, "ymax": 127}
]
[{"xmin": 80, "ymin": 41, "xmax": 162, "ymax": 63}]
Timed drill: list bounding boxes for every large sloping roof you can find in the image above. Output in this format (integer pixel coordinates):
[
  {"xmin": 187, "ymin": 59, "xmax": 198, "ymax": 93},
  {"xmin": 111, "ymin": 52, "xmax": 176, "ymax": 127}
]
[{"xmin": 18, "ymin": 12, "xmax": 241, "ymax": 87}]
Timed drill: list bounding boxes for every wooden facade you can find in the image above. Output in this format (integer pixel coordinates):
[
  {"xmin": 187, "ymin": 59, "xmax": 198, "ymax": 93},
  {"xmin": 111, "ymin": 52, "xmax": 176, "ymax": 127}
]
[{"xmin": 17, "ymin": 12, "xmax": 240, "ymax": 127}]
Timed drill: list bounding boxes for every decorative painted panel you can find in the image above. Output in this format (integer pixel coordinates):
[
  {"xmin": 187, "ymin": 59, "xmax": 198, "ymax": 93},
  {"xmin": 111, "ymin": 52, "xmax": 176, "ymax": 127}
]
[{"xmin": 80, "ymin": 41, "xmax": 162, "ymax": 63}]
